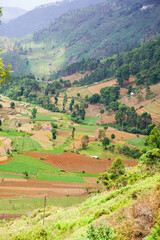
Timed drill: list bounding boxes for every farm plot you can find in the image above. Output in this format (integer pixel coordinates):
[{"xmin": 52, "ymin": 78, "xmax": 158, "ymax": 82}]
[
  {"xmin": 34, "ymin": 115, "xmax": 59, "ymax": 121},
  {"xmin": 144, "ymin": 98, "xmax": 160, "ymax": 114},
  {"xmin": 11, "ymin": 137, "xmax": 43, "ymax": 152},
  {"xmin": 0, "ymin": 154, "xmax": 60, "ymax": 176},
  {"xmin": 87, "ymin": 78, "xmax": 117, "ymax": 94}
]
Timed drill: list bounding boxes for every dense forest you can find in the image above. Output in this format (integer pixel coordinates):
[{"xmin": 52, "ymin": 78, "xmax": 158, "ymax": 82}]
[{"xmin": 58, "ymin": 36, "xmax": 160, "ymax": 87}]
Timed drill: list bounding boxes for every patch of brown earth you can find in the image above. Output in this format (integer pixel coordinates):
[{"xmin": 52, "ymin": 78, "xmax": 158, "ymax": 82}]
[
  {"xmin": 0, "ymin": 178, "xmax": 97, "ymax": 198},
  {"xmin": 22, "ymin": 152, "xmax": 138, "ymax": 174}
]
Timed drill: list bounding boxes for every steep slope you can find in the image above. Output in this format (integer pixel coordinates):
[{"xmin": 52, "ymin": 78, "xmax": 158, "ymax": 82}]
[
  {"xmin": 0, "ymin": 0, "xmax": 159, "ymax": 75},
  {"xmin": 0, "ymin": 0, "xmax": 106, "ymax": 38},
  {"xmin": 1, "ymin": 7, "xmax": 27, "ymax": 23},
  {"xmin": 31, "ymin": 0, "xmax": 160, "ymax": 62},
  {"xmin": 0, "ymin": 174, "xmax": 160, "ymax": 239}
]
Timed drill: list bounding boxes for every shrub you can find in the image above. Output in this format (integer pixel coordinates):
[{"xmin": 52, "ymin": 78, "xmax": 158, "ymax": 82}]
[{"xmin": 80, "ymin": 224, "xmax": 115, "ymax": 240}]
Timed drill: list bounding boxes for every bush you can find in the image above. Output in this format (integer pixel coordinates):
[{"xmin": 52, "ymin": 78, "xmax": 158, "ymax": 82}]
[
  {"xmin": 100, "ymin": 109, "xmax": 104, "ymax": 114},
  {"xmin": 80, "ymin": 224, "xmax": 115, "ymax": 240}
]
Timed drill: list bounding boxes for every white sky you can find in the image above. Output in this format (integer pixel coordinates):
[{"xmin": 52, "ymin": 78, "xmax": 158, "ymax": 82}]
[{"xmin": 1, "ymin": 0, "xmax": 63, "ymax": 10}]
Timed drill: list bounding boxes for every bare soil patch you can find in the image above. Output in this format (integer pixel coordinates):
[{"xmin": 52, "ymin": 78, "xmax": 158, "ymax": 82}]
[
  {"xmin": 88, "ymin": 79, "xmax": 117, "ymax": 94},
  {"xmin": 22, "ymin": 152, "xmax": 138, "ymax": 174},
  {"xmin": 97, "ymin": 113, "xmax": 115, "ymax": 124},
  {"xmin": 0, "ymin": 178, "xmax": 96, "ymax": 198},
  {"xmin": 0, "ymin": 157, "xmax": 12, "ymax": 165},
  {"xmin": 85, "ymin": 104, "xmax": 102, "ymax": 118},
  {"xmin": 57, "ymin": 130, "xmax": 70, "ymax": 138},
  {"xmin": 0, "ymin": 137, "xmax": 11, "ymax": 156},
  {"xmin": 0, "ymin": 213, "xmax": 22, "ymax": 220},
  {"xmin": 105, "ymin": 127, "xmax": 144, "ymax": 141},
  {"xmin": 58, "ymin": 72, "xmax": 89, "ymax": 84}
]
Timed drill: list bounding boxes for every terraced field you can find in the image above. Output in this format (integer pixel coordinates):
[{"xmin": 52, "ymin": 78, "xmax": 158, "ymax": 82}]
[
  {"xmin": 144, "ymin": 97, "xmax": 160, "ymax": 115},
  {"xmin": 12, "ymin": 137, "xmax": 43, "ymax": 152}
]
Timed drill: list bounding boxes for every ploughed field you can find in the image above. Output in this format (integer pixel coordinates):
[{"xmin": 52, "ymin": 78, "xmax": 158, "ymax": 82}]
[{"xmin": 0, "ymin": 152, "xmax": 138, "ymax": 200}]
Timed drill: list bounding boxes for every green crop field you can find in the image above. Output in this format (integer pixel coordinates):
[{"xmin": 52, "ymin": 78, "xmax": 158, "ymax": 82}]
[
  {"xmin": 123, "ymin": 137, "xmax": 149, "ymax": 150},
  {"xmin": 0, "ymin": 155, "xmax": 60, "ymax": 176},
  {"xmin": 82, "ymin": 116, "xmax": 100, "ymax": 125},
  {"xmin": 12, "ymin": 137, "xmax": 43, "ymax": 152},
  {"xmin": 34, "ymin": 115, "xmax": 59, "ymax": 121},
  {"xmin": 0, "ymin": 196, "xmax": 87, "ymax": 215},
  {"xmin": 0, "ymin": 129, "xmax": 31, "ymax": 137},
  {"xmin": 37, "ymin": 173, "xmax": 85, "ymax": 183},
  {"xmin": 0, "ymin": 154, "xmax": 97, "ymax": 182}
]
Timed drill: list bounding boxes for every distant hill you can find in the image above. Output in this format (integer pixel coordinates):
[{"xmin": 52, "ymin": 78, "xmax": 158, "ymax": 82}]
[
  {"xmin": 32, "ymin": 0, "xmax": 160, "ymax": 63},
  {"xmin": 1, "ymin": 7, "xmax": 27, "ymax": 23},
  {"xmin": 0, "ymin": 0, "xmax": 160, "ymax": 76},
  {"xmin": 0, "ymin": 0, "xmax": 107, "ymax": 38}
]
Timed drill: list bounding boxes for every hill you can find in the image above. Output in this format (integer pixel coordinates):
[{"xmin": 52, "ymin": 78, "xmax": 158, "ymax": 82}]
[
  {"xmin": 1, "ymin": 0, "xmax": 159, "ymax": 76},
  {"xmin": 1, "ymin": 7, "xmax": 27, "ymax": 23},
  {"xmin": 0, "ymin": 173, "xmax": 160, "ymax": 239},
  {"xmin": 0, "ymin": 0, "xmax": 106, "ymax": 38}
]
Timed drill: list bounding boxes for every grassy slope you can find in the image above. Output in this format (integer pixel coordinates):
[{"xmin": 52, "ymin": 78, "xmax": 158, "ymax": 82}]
[{"xmin": 0, "ymin": 174, "xmax": 160, "ymax": 239}]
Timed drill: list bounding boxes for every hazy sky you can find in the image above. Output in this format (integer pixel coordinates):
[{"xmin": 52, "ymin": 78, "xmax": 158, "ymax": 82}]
[{"xmin": 1, "ymin": 0, "xmax": 63, "ymax": 10}]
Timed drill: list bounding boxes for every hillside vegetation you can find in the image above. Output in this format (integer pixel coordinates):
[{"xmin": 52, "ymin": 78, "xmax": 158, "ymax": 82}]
[
  {"xmin": 0, "ymin": 173, "xmax": 160, "ymax": 239},
  {"xmin": 0, "ymin": 0, "xmax": 160, "ymax": 75},
  {"xmin": 0, "ymin": 0, "xmax": 106, "ymax": 38}
]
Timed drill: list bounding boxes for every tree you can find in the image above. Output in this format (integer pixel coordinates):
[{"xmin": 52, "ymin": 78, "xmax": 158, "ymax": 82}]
[
  {"xmin": 31, "ymin": 107, "xmax": 37, "ymax": 119},
  {"xmin": 18, "ymin": 122, "xmax": 21, "ymax": 127},
  {"xmin": 100, "ymin": 109, "xmax": 104, "ymax": 114},
  {"xmin": 54, "ymin": 96, "xmax": 58, "ymax": 104},
  {"xmin": 51, "ymin": 122, "xmax": 58, "ymax": 129},
  {"xmin": 89, "ymin": 93, "xmax": 100, "ymax": 104},
  {"xmin": 10, "ymin": 102, "xmax": 15, "ymax": 109},
  {"xmin": 0, "ymin": 9, "xmax": 12, "ymax": 86},
  {"xmin": 52, "ymin": 128, "xmax": 57, "ymax": 140},
  {"xmin": 139, "ymin": 148, "xmax": 160, "ymax": 172},
  {"xmin": 102, "ymin": 137, "xmax": 110, "ymax": 149},
  {"xmin": 98, "ymin": 129, "xmax": 106, "ymax": 141},
  {"xmin": 111, "ymin": 134, "xmax": 115, "ymax": 139},
  {"xmin": 79, "ymin": 107, "xmax": 86, "ymax": 120},
  {"xmin": 72, "ymin": 127, "xmax": 76, "ymax": 140},
  {"xmin": 81, "ymin": 135, "xmax": 89, "ymax": 149},
  {"xmin": 145, "ymin": 126, "xmax": 160, "ymax": 148},
  {"xmin": 69, "ymin": 98, "xmax": 74, "ymax": 111},
  {"xmin": 108, "ymin": 157, "xmax": 125, "ymax": 179}
]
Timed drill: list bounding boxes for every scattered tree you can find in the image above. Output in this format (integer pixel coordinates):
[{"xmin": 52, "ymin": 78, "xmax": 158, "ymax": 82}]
[
  {"xmin": 102, "ymin": 137, "xmax": 110, "ymax": 149},
  {"xmin": 10, "ymin": 102, "xmax": 15, "ymax": 109},
  {"xmin": 72, "ymin": 127, "xmax": 76, "ymax": 140},
  {"xmin": 31, "ymin": 107, "xmax": 37, "ymax": 119},
  {"xmin": 140, "ymin": 148, "xmax": 160, "ymax": 172},
  {"xmin": 52, "ymin": 128, "xmax": 57, "ymax": 140},
  {"xmin": 81, "ymin": 135, "xmax": 89, "ymax": 149},
  {"xmin": 111, "ymin": 134, "xmax": 115, "ymax": 139},
  {"xmin": 98, "ymin": 129, "xmax": 106, "ymax": 141},
  {"xmin": 145, "ymin": 126, "xmax": 160, "ymax": 148}
]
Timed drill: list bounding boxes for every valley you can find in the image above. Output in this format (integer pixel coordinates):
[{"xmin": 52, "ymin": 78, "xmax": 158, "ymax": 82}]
[{"xmin": 0, "ymin": 0, "xmax": 160, "ymax": 239}]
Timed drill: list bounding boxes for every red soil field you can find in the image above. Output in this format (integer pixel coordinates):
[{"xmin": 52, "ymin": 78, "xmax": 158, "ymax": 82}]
[
  {"xmin": 0, "ymin": 157, "xmax": 12, "ymax": 165},
  {"xmin": 22, "ymin": 152, "xmax": 138, "ymax": 174}
]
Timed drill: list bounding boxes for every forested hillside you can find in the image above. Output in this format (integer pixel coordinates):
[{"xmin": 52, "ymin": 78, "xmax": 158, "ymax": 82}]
[
  {"xmin": 0, "ymin": 0, "xmax": 160, "ymax": 75},
  {"xmin": 32, "ymin": 0, "xmax": 160, "ymax": 64},
  {"xmin": 0, "ymin": 0, "xmax": 106, "ymax": 38}
]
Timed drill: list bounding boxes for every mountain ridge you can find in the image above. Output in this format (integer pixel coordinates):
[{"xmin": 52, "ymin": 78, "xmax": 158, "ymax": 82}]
[{"xmin": 0, "ymin": 0, "xmax": 107, "ymax": 38}]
